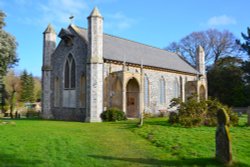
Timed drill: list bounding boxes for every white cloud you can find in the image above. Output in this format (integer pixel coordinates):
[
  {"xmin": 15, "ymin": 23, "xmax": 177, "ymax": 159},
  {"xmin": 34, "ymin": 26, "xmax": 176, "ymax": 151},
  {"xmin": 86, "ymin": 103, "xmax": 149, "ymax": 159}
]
[
  {"xmin": 105, "ymin": 12, "xmax": 136, "ymax": 31},
  {"xmin": 13, "ymin": 0, "xmax": 135, "ymax": 33},
  {"xmin": 13, "ymin": 0, "xmax": 89, "ymax": 28},
  {"xmin": 207, "ymin": 15, "xmax": 236, "ymax": 26}
]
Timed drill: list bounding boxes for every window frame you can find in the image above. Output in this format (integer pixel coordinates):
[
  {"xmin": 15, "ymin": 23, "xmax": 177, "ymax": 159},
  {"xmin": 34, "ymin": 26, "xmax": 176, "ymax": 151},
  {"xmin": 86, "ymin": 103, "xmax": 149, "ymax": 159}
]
[
  {"xmin": 64, "ymin": 54, "xmax": 76, "ymax": 90},
  {"xmin": 159, "ymin": 77, "xmax": 166, "ymax": 104},
  {"xmin": 144, "ymin": 74, "xmax": 149, "ymax": 106}
]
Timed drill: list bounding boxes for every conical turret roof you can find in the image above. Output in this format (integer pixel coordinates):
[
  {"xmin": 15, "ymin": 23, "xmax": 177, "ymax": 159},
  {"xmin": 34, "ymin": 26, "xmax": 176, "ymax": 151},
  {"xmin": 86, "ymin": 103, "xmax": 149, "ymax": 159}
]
[
  {"xmin": 88, "ymin": 7, "xmax": 102, "ymax": 18},
  {"xmin": 43, "ymin": 24, "xmax": 56, "ymax": 34},
  {"xmin": 197, "ymin": 45, "xmax": 204, "ymax": 52}
]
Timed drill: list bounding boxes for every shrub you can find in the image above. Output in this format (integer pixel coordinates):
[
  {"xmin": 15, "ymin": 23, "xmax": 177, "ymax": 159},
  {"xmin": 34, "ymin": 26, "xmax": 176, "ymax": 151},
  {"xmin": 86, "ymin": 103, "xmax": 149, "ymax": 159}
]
[
  {"xmin": 158, "ymin": 110, "xmax": 167, "ymax": 117},
  {"xmin": 205, "ymin": 98, "xmax": 238, "ymax": 126},
  {"xmin": 169, "ymin": 112, "xmax": 179, "ymax": 124},
  {"xmin": 205, "ymin": 99, "xmax": 222, "ymax": 126},
  {"xmin": 169, "ymin": 96, "xmax": 206, "ymax": 127},
  {"xmin": 227, "ymin": 109, "xmax": 239, "ymax": 126},
  {"xmin": 100, "ymin": 108, "xmax": 126, "ymax": 122},
  {"xmin": 143, "ymin": 112, "xmax": 154, "ymax": 118},
  {"xmin": 26, "ymin": 109, "xmax": 40, "ymax": 118},
  {"xmin": 169, "ymin": 96, "xmax": 239, "ymax": 127}
]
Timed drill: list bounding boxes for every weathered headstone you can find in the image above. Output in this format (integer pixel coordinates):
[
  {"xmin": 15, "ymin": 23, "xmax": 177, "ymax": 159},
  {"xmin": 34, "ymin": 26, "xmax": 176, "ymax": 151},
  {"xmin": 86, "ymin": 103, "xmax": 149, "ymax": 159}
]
[
  {"xmin": 248, "ymin": 106, "xmax": 250, "ymax": 126},
  {"xmin": 216, "ymin": 108, "xmax": 232, "ymax": 165}
]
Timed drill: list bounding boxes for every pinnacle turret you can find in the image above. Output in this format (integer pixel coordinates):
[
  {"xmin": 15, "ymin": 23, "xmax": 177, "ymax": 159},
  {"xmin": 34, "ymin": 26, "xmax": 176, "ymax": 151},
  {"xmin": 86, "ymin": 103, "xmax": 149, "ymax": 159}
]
[
  {"xmin": 43, "ymin": 24, "xmax": 56, "ymax": 34},
  {"xmin": 88, "ymin": 7, "xmax": 102, "ymax": 18}
]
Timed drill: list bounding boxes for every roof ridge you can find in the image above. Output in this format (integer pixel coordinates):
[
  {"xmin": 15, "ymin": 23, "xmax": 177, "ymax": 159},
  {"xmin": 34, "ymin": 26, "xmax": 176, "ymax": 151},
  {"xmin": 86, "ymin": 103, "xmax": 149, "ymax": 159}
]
[
  {"xmin": 72, "ymin": 25, "xmax": 198, "ymax": 74},
  {"xmin": 75, "ymin": 25, "xmax": 175, "ymax": 55}
]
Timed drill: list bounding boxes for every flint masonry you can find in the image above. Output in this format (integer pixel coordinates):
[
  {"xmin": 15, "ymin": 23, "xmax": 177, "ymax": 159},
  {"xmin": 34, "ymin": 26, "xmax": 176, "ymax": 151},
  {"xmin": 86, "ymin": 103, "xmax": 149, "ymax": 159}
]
[{"xmin": 42, "ymin": 7, "xmax": 207, "ymax": 122}]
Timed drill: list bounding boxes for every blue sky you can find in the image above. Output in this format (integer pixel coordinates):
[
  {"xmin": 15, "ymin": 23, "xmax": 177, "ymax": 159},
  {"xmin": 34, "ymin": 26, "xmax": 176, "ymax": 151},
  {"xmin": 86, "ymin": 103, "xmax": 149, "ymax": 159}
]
[{"xmin": 1, "ymin": 0, "xmax": 249, "ymax": 77}]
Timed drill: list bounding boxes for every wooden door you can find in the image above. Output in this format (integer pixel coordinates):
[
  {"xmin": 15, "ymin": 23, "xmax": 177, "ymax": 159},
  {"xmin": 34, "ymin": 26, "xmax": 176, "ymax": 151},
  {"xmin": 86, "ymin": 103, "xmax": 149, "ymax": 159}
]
[{"xmin": 126, "ymin": 78, "xmax": 139, "ymax": 118}]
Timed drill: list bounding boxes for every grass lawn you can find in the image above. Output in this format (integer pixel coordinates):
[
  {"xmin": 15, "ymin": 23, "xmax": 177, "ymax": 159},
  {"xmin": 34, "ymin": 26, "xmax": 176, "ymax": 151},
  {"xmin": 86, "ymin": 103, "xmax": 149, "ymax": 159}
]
[{"xmin": 0, "ymin": 115, "xmax": 249, "ymax": 167}]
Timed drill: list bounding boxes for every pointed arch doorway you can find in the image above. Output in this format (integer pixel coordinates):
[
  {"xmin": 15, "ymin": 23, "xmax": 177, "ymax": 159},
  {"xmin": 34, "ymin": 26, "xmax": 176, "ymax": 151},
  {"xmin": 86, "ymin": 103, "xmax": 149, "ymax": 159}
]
[{"xmin": 126, "ymin": 78, "xmax": 140, "ymax": 118}]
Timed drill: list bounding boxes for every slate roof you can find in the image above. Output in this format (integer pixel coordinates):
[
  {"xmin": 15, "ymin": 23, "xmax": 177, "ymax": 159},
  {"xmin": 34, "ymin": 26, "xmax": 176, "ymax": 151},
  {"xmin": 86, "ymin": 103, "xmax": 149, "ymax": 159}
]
[{"xmin": 71, "ymin": 25, "xmax": 199, "ymax": 75}]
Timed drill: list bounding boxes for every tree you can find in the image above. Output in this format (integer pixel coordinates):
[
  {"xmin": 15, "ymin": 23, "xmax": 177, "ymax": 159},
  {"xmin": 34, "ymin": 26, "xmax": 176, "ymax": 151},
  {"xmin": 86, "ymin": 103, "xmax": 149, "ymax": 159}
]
[
  {"xmin": 236, "ymin": 27, "xmax": 250, "ymax": 56},
  {"xmin": 20, "ymin": 70, "xmax": 35, "ymax": 103},
  {"xmin": 0, "ymin": 10, "xmax": 18, "ymax": 77},
  {"xmin": 207, "ymin": 57, "xmax": 246, "ymax": 107},
  {"xmin": 166, "ymin": 29, "xmax": 241, "ymax": 66},
  {"xmin": 0, "ymin": 10, "xmax": 18, "ymax": 112},
  {"xmin": 33, "ymin": 77, "xmax": 41, "ymax": 102},
  {"xmin": 3, "ymin": 70, "xmax": 21, "ymax": 117},
  {"xmin": 237, "ymin": 27, "xmax": 250, "ymax": 105}
]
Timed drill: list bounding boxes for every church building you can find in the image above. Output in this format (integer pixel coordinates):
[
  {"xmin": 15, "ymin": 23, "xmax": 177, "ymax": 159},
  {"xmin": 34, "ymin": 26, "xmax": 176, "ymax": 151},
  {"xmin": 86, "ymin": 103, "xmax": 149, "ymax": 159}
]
[{"xmin": 41, "ymin": 7, "xmax": 207, "ymax": 122}]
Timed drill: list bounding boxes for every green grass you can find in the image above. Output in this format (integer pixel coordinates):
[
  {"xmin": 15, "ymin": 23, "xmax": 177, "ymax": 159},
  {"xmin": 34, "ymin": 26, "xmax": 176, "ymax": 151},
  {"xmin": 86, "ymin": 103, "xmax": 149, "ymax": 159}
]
[
  {"xmin": 132, "ymin": 115, "xmax": 250, "ymax": 166},
  {"xmin": 0, "ymin": 115, "xmax": 249, "ymax": 167}
]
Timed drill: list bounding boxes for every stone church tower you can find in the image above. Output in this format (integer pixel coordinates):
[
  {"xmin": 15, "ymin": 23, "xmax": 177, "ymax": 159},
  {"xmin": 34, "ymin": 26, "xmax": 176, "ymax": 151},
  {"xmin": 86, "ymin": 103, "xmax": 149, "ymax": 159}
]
[
  {"xmin": 42, "ymin": 24, "xmax": 56, "ymax": 119},
  {"xmin": 86, "ymin": 7, "xmax": 104, "ymax": 122}
]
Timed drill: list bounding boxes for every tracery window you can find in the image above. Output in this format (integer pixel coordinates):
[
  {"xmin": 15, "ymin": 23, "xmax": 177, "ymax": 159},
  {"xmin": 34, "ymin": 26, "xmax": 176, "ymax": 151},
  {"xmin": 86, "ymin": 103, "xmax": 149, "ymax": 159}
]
[
  {"xmin": 159, "ymin": 77, "xmax": 165, "ymax": 104},
  {"xmin": 144, "ymin": 75, "xmax": 149, "ymax": 106},
  {"xmin": 174, "ymin": 78, "xmax": 180, "ymax": 98},
  {"xmin": 54, "ymin": 77, "xmax": 60, "ymax": 107},
  {"xmin": 80, "ymin": 75, "xmax": 86, "ymax": 107},
  {"xmin": 64, "ymin": 54, "xmax": 76, "ymax": 89}
]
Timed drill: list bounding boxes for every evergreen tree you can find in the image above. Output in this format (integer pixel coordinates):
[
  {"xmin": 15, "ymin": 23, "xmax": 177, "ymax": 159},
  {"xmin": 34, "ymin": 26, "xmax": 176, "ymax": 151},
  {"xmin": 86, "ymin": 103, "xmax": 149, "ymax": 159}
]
[
  {"xmin": 20, "ymin": 70, "xmax": 35, "ymax": 102},
  {"xmin": 236, "ymin": 27, "xmax": 250, "ymax": 56},
  {"xmin": 207, "ymin": 57, "xmax": 247, "ymax": 107},
  {"xmin": 28, "ymin": 73, "xmax": 35, "ymax": 102},
  {"xmin": 237, "ymin": 27, "xmax": 250, "ymax": 106}
]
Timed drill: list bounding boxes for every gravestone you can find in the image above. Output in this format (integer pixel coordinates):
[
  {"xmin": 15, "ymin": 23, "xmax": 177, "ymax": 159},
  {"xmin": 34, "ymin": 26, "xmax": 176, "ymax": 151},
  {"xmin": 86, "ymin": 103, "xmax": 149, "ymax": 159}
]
[
  {"xmin": 216, "ymin": 108, "xmax": 232, "ymax": 164},
  {"xmin": 248, "ymin": 106, "xmax": 250, "ymax": 126}
]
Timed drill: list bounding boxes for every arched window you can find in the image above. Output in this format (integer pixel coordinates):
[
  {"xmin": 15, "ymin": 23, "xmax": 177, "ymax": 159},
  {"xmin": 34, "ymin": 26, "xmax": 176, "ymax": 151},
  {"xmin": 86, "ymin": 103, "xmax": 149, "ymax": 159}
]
[
  {"xmin": 64, "ymin": 54, "xmax": 76, "ymax": 89},
  {"xmin": 54, "ymin": 77, "xmax": 60, "ymax": 107},
  {"xmin": 174, "ymin": 78, "xmax": 180, "ymax": 98},
  {"xmin": 144, "ymin": 75, "xmax": 149, "ymax": 106},
  {"xmin": 80, "ymin": 75, "xmax": 86, "ymax": 108},
  {"xmin": 159, "ymin": 77, "xmax": 165, "ymax": 104}
]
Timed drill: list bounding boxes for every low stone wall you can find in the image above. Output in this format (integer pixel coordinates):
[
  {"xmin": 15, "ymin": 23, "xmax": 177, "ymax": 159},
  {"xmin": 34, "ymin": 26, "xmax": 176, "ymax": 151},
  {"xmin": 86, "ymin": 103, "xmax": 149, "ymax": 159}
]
[
  {"xmin": 52, "ymin": 107, "xmax": 86, "ymax": 122},
  {"xmin": 232, "ymin": 107, "xmax": 248, "ymax": 114}
]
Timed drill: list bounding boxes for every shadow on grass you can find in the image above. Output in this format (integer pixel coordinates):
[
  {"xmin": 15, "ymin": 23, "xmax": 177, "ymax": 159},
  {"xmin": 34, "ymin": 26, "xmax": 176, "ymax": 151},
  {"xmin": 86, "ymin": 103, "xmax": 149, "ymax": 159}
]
[
  {"xmin": 0, "ymin": 153, "xmax": 44, "ymax": 166},
  {"xmin": 110, "ymin": 120, "xmax": 139, "ymax": 129},
  {"xmin": 144, "ymin": 119, "xmax": 171, "ymax": 127},
  {"xmin": 112, "ymin": 118, "xmax": 181, "ymax": 130},
  {"xmin": 88, "ymin": 155, "xmax": 249, "ymax": 167},
  {"xmin": 1, "ymin": 117, "xmax": 42, "ymax": 121}
]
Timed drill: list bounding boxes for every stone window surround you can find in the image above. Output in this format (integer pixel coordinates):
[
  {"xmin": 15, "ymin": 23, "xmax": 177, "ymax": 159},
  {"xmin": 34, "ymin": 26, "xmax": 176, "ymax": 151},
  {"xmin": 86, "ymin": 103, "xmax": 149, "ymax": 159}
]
[
  {"xmin": 159, "ymin": 76, "xmax": 166, "ymax": 104},
  {"xmin": 174, "ymin": 77, "xmax": 181, "ymax": 98},
  {"xmin": 144, "ymin": 74, "xmax": 149, "ymax": 106},
  {"xmin": 64, "ymin": 54, "xmax": 76, "ymax": 90}
]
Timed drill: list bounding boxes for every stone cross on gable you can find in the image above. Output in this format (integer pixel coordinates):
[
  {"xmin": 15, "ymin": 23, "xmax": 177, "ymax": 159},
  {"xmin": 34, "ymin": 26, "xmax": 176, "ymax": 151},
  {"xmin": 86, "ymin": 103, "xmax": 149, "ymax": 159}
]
[{"xmin": 69, "ymin": 15, "xmax": 74, "ymax": 24}]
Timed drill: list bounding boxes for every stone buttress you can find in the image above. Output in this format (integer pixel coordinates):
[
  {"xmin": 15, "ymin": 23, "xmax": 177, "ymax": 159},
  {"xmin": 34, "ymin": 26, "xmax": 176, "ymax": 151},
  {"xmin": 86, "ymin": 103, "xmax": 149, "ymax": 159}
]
[
  {"xmin": 86, "ymin": 7, "xmax": 104, "ymax": 122},
  {"xmin": 42, "ymin": 24, "xmax": 56, "ymax": 119}
]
